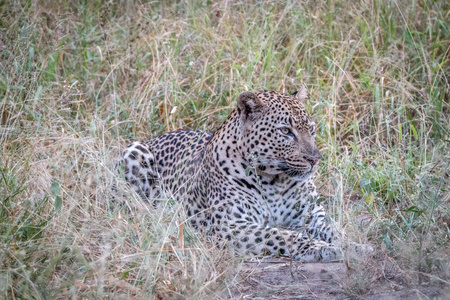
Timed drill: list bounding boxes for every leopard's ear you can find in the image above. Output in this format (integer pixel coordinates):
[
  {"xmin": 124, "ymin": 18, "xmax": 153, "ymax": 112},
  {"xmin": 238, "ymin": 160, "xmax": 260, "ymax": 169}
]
[
  {"xmin": 292, "ymin": 86, "xmax": 307, "ymax": 102},
  {"xmin": 238, "ymin": 91, "xmax": 267, "ymax": 121}
]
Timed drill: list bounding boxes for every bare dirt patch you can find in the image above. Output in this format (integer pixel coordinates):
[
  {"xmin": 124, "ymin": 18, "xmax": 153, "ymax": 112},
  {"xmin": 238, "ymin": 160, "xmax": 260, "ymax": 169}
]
[{"xmin": 228, "ymin": 258, "xmax": 446, "ymax": 299}]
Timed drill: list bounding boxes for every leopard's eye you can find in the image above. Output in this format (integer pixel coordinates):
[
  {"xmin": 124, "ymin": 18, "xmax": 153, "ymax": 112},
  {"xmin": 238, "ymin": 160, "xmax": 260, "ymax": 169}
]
[
  {"xmin": 279, "ymin": 127, "xmax": 292, "ymax": 135},
  {"xmin": 310, "ymin": 125, "xmax": 316, "ymax": 136}
]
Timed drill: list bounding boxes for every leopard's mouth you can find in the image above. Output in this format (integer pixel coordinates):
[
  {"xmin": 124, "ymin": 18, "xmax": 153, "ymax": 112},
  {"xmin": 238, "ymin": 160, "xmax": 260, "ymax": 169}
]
[{"xmin": 277, "ymin": 162, "xmax": 312, "ymax": 178}]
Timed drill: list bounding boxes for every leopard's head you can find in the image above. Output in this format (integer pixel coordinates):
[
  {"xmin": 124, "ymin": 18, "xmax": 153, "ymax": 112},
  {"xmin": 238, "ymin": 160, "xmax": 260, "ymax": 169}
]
[{"xmin": 237, "ymin": 88, "xmax": 321, "ymax": 182}]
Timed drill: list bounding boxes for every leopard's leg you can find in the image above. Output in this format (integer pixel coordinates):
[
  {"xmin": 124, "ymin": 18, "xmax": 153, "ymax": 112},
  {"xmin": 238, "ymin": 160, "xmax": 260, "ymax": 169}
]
[
  {"xmin": 215, "ymin": 220, "xmax": 342, "ymax": 262},
  {"xmin": 117, "ymin": 142, "xmax": 159, "ymax": 204},
  {"xmin": 287, "ymin": 201, "xmax": 373, "ymax": 258},
  {"xmin": 287, "ymin": 200, "xmax": 341, "ymax": 244}
]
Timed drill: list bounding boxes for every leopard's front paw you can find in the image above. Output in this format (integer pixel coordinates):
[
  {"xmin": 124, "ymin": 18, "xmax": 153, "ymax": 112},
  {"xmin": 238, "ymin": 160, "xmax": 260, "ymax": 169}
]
[
  {"xmin": 320, "ymin": 245, "xmax": 344, "ymax": 262},
  {"xmin": 295, "ymin": 244, "xmax": 343, "ymax": 263}
]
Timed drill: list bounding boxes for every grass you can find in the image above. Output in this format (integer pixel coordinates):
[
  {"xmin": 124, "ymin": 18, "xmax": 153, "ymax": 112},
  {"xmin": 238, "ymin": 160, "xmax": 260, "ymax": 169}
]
[{"xmin": 0, "ymin": 0, "xmax": 449, "ymax": 298}]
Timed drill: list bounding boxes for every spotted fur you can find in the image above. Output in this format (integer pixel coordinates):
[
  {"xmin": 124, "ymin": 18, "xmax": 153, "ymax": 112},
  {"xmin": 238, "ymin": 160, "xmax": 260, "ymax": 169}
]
[{"xmin": 118, "ymin": 89, "xmax": 368, "ymax": 262}]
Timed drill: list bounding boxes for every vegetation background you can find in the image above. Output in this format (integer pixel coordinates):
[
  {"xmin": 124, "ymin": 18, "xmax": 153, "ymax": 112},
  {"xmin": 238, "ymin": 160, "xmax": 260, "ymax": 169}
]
[{"xmin": 1, "ymin": 0, "xmax": 449, "ymax": 298}]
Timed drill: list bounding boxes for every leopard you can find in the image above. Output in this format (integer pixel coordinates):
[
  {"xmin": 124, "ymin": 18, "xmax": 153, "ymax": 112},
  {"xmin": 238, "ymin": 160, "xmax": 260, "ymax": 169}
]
[{"xmin": 118, "ymin": 88, "xmax": 370, "ymax": 262}]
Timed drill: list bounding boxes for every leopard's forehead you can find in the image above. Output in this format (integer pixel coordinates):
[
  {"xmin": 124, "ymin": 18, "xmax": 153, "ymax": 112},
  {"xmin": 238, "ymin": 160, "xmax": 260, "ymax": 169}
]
[{"xmin": 255, "ymin": 90, "xmax": 311, "ymax": 127}]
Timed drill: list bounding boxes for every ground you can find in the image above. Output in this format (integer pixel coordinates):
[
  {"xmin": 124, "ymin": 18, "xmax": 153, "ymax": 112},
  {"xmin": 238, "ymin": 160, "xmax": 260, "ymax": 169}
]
[{"xmin": 230, "ymin": 259, "xmax": 446, "ymax": 299}]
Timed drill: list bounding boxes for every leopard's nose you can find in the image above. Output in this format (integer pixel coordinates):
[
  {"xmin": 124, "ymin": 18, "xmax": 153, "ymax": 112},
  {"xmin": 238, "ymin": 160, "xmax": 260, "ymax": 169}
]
[{"xmin": 304, "ymin": 155, "xmax": 321, "ymax": 166}]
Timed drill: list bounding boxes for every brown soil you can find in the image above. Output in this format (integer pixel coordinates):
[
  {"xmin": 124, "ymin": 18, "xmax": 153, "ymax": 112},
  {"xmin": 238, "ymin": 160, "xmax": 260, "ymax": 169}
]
[{"xmin": 227, "ymin": 258, "xmax": 447, "ymax": 299}]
